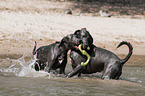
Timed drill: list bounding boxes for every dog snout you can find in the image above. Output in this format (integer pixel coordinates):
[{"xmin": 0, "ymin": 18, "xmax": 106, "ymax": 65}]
[
  {"xmin": 82, "ymin": 44, "xmax": 88, "ymax": 49},
  {"xmin": 82, "ymin": 41, "xmax": 90, "ymax": 50},
  {"xmin": 82, "ymin": 41, "xmax": 88, "ymax": 48},
  {"xmin": 81, "ymin": 37, "xmax": 91, "ymax": 49}
]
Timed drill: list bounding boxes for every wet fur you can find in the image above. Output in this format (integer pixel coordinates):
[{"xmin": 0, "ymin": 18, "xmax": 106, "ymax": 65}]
[
  {"xmin": 32, "ymin": 34, "xmax": 81, "ymax": 74},
  {"xmin": 69, "ymin": 41, "xmax": 133, "ymax": 80}
]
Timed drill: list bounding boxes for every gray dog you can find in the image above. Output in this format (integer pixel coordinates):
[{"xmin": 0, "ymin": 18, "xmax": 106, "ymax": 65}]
[
  {"xmin": 32, "ymin": 34, "xmax": 81, "ymax": 74},
  {"xmin": 68, "ymin": 41, "xmax": 133, "ymax": 80},
  {"xmin": 67, "ymin": 28, "xmax": 133, "ymax": 80}
]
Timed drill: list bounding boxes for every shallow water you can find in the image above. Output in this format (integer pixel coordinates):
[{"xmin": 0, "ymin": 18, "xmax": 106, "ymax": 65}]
[{"xmin": 0, "ymin": 53, "xmax": 145, "ymax": 96}]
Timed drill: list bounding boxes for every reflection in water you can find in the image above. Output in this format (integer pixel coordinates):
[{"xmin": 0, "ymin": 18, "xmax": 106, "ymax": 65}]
[{"xmin": 0, "ymin": 54, "xmax": 145, "ymax": 96}]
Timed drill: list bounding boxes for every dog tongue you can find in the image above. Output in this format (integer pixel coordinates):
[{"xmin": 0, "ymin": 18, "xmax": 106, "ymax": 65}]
[
  {"xmin": 83, "ymin": 45, "xmax": 85, "ymax": 49},
  {"xmin": 75, "ymin": 46, "xmax": 78, "ymax": 49}
]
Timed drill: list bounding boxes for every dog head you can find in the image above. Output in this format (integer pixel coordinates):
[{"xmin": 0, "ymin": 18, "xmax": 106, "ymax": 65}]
[
  {"xmin": 59, "ymin": 34, "xmax": 82, "ymax": 50},
  {"xmin": 74, "ymin": 28, "xmax": 93, "ymax": 49}
]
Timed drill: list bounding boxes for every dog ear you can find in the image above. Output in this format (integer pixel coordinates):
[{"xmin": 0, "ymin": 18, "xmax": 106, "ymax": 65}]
[
  {"xmin": 74, "ymin": 30, "xmax": 80, "ymax": 37},
  {"xmin": 58, "ymin": 36, "xmax": 68, "ymax": 48},
  {"xmin": 58, "ymin": 38, "xmax": 64, "ymax": 48},
  {"xmin": 89, "ymin": 34, "xmax": 93, "ymax": 44}
]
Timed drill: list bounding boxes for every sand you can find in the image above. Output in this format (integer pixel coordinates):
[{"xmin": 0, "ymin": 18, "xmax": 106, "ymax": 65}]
[{"xmin": 0, "ymin": 0, "xmax": 145, "ymax": 59}]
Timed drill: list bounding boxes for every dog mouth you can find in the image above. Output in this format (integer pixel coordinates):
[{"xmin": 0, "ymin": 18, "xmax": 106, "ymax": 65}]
[
  {"xmin": 74, "ymin": 45, "xmax": 79, "ymax": 49},
  {"xmin": 74, "ymin": 44, "xmax": 90, "ymax": 50},
  {"xmin": 81, "ymin": 44, "xmax": 90, "ymax": 50},
  {"xmin": 72, "ymin": 44, "xmax": 90, "ymax": 50},
  {"xmin": 69, "ymin": 44, "xmax": 79, "ymax": 49}
]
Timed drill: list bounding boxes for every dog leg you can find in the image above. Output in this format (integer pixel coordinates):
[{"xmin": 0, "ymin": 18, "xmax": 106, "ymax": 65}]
[
  {"xmin": 34, "ymin": 61, "xmax": 41, "ymax": 71},
  {"xmin": 67, "ymin": 65, "xmax": 83, "ymax": 78},
  {"xmin": 101, "ymin": 61, "xmax": 122, "ymax": 80},
  {"xmin": 101, "ymin": 63, "xmax": 113, "ymax": 79},
  {"xmin": 59, "ymin": 60, "xmax": 67, "ymax": 74}
]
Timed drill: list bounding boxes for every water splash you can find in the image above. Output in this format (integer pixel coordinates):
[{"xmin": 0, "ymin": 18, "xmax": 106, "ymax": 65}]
[
  {"xmin": 0, "ymin": 52, "xmax": 51, "ymax": 78},
  {"xmin": 17, "ymin": 54, "xmax": 50, "ymax": 78}
]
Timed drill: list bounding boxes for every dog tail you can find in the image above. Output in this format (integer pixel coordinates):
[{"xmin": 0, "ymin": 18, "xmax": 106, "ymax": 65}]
[
  {"xmin": 33, "ymin": 41, "xmax": 37, "ymax": 55},
  {"xmin": 116, "ymin": 41, "xmax": 133, "ymax": 65}
]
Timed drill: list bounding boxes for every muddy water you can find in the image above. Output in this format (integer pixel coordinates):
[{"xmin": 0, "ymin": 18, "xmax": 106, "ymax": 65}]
[{"xmin": 0, "ymin": 54, "xmax": 145, "ymax": 96}]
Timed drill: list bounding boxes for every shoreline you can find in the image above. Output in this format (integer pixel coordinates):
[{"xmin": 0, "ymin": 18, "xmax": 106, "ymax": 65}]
[
  {"xmin": 0, "ymin": 53, "xmax": 145, "ymax": 67},
  {"xmin": 0, "ymin": 11, "xmax": 145, "ymax": 60}
]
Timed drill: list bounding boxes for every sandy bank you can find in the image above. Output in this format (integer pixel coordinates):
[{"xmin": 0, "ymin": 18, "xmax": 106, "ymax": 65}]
[{"xmin": 0, "ymin": 12, "xmax": 145, "ymax": 56}]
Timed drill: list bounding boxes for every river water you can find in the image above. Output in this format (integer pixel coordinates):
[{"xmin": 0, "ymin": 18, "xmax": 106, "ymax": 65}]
[{"xmin": 0, "ymin": 53, "xmax": 145, "ymax": 96}]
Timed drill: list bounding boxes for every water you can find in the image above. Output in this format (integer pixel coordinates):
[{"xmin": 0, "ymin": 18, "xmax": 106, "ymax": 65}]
[{"xmin": 0, "ymin": 53, "xmax": 145, "ymax": 96}]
